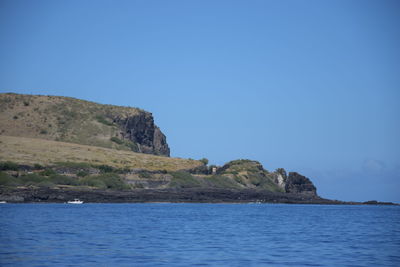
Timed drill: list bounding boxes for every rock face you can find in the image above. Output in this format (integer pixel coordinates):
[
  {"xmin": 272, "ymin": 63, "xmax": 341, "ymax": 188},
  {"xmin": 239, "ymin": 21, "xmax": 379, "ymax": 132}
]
[
  {"xmin": 114, "ymin": 112, "xmax": 170, "ymax": 156},
  {"xmin": 285, "ymin": 172, "xmax": 317, "ymax": 196},
  {"xmin": 271, "ymin": 168, "xmax": 287, "ymax": 190}
]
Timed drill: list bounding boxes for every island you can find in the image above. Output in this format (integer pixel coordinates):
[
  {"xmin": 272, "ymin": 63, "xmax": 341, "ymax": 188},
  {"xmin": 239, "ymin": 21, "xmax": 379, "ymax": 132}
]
[{"xmin": 0, "ymin": 93, "xmax": 395, "ymax": 205}]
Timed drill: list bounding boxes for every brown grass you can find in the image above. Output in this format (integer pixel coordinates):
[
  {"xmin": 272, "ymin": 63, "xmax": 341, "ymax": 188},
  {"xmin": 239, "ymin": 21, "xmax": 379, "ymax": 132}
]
[{"xmin": 0, "ymin": 135, "xmax": 202, "ymax": 171}]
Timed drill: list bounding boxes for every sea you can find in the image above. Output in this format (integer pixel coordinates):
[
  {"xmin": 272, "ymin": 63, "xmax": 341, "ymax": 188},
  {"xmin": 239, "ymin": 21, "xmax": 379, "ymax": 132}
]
[{"xmin": 0, "ymin": 203, "xmax": 399, "ymax": 267}]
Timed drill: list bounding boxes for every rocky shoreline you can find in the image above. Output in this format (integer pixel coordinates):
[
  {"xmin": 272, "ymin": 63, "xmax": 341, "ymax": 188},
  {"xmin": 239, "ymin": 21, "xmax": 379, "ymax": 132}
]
[{"xmin": 0, "ymin": 186, "xmax": 396, "ymax": 205}]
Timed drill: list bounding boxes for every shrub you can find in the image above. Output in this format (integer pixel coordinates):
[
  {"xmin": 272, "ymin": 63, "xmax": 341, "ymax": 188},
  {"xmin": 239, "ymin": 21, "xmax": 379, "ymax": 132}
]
[
  {"xmin": 0, "ymin": 161, "xmax": 19, "ymax": 171},
  {"xmin": 200, "ymin": 158, "xmax": 209, "ymax": 165},
  {"xmin": 37, "ymin": 181, "xmax": 55, "ymax": 188},
  {"xmin": 110, "ymin": 137, "xmax": 138, "ymax": 152},
  {"xmin": 33, "ymin": 164, "xmax": 44, "ymax": 170},
  {"xmin": 206, "ymin": 175, "xmax": 240, "ymax": 189},
  {"xmin": 99, "ymin": 173, "xmax": 129, "ymax": 190},
  {"xmin": 41, "ymin": 168, "xmax": 57, "ymax": 176},
  {"xmin": 170, "ymin": 171, "xmax": 201, "ymax": 188},
  {"xmin": 138, "ymin": 171, "xmax": 152, "ymax": 179},
  {"xmin": 77, "ymin": 171, "xmax": 89, "ymax": 177},
  {"xmin": 110, "ymin": 136, "xmax": 124, "ymax": 145},
  {"xmin": 96, "ymin": 115, "xmax": 114, "ymax": 126},
  {"xmin": 49, "ymin": 175, "xmax": 79, "ymax": 186},
  {"xmin": 0, "ymin": 172, "xmax": 19, "ymax": 186},
  {"xmin": 80, "ymin": 176, "xmax": 107, "ymax": 189},
  {"xmin": 127, "ymin": 141, "xmax": 139, "ymax": 152},
  {"xmin": 97, "ymin": 165, "xmax": 114, "ymax": 173},
  {"xmin": 20, "ymin": 173, "xmax": 48, "ymax": 184},
  {"xmin": 80, "ymin": 173, "xmax": 129, "ymax": 190},
  {"xmin": 114, "ymin": 167, "xmax": 131, "ymax": 174}
]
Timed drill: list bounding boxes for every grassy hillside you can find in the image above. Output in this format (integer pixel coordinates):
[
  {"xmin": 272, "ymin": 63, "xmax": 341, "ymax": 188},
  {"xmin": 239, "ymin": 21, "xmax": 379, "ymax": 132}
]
[
  {"xmin": 0, "ymin": 136, "xmax": 285, "ymax": 192},
  {"xmin": 217, "ymin": 160, "xmax": 284, "ymax": 192},
  {"xmin": 0, "ymin": 93, "xmax": 169, "ymax": 155},
  {"xmin": 0, "ymin": 135, "xmax": 201, "ymax": 172}
]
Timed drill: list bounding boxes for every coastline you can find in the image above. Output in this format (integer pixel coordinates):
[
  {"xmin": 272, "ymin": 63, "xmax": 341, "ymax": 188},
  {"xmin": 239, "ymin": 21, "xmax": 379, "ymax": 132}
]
[{"xmin": 0, "ymin": 186, "xmax": 396, "ymax": 205}]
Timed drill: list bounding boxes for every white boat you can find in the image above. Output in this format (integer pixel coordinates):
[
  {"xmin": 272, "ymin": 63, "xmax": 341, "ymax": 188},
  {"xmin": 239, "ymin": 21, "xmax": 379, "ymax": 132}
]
[
  {"xmin": 67, "ymin": 199, "xmax": 83, "ymax": 204},
  {"xmin": 0, "ymin": 201, "xmax": 7, "ymax": 204}
]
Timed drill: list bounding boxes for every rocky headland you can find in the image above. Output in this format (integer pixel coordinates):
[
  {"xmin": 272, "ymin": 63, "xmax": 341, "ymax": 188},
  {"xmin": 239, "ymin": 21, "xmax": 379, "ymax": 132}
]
[{"xmin": 0, "ymin": 93, "xmax": 395, "ymax": 204}]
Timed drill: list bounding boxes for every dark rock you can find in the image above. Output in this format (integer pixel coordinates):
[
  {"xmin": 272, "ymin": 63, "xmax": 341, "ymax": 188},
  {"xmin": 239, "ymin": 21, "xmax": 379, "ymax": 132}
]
[
  {"xmin": 363, "ymin": 200, "xmax": 397, "ymax": 205},
  {"xmin": 153, "ymin": 126, "xmax": 170, "ymax": 156},
  {"xmin": 285, "ymin": 172, "xmax": 317, "ymax": 196},
  {"xmin": 114, "ymin": 112, "xmax": 170, "ymax": 156},
  {"xmin": 0, "ymin": 186, "xmax": 342, "ymax": 204}
]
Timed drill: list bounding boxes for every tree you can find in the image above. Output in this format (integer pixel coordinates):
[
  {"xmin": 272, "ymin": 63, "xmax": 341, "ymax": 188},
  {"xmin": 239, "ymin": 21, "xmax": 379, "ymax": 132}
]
[{"xmin": 200, "ymin": 158, "xmax": 209, "ymax": 165}]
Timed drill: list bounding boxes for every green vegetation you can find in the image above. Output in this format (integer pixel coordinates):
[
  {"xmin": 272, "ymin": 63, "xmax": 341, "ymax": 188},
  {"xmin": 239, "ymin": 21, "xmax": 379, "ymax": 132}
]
[
  {"xmin": 138, "ymin": 171, "xmax": 152, "ymax": 179},
  {"xmin": 204, "ymin": 175, "xmax": 241, "ymax": 189},
  {"xmin": 33, "ymin": 164, "xmax": 44, "ymax": 170},
  {"xmin": 0, "ymin": 158, "xmax": 286, "ymax": 193},
  {"xmin": 170, "ymin": 171, "xmax": 201, "ymax": 188},
  {"xmin": 77, "ymin": 171, "xmax": 89, "ymax": 177},
  {"xmin": 95, "ymin": 115, "xmax": 114, "ymax": 126},
  {"xmin": 110, "ymin": 136, "xmax": 139, "ymax": 152},
  {"xmin": 200, "ymin": 158, "xmax": 209, "ymax": 165},
  {"xmin": 0, "ymin": 161, "xmax": 19, "ymax": 171},
  {"xmin": 0, "ymin": 160, "xmax": 129, "ymax": 190},
  {"xmin": 80, "ymin": 173, "xmax": 129, "ymax": 190},
  {"xmin": 110, "ymin": 136, "xmax": 124, "ymax": 145},
  {"xmin": 97, "ymin": 164, "xmax": 115, "ymax": 173},
  {"xmin": 0, "ymin": 172, "xmax": 18, "ymax": 186},
  {"xmin": 0, "ymin": 171, "xmax": 78, "ymax": 187},
  {"xmin": 0, "ymin": 169, "xmax": 128, "ymax": 190},
  {"xmin": 55, "ymin": 161, "xmax": 92, "ymax": 168},
  {"xmin": 41, "ymin": 168, "xmax": 57, "ymax": 176},
  {"xmin": 216, "ymin": 159, "xmax": 283, "ymax": 192}
]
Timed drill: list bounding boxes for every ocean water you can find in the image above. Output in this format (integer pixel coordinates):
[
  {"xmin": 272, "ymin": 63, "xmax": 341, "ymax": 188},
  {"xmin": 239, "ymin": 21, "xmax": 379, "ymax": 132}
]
[{"xmin": 0, "ymin": 204, "xmax": 399, "ymax": 267}]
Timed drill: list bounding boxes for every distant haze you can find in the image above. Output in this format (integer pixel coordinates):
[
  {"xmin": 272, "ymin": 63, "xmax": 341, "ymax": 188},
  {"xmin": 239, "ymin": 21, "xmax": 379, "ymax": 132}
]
[{"xmin": 0, "ymin": 0, "xmax": 399, "ymax": 202}]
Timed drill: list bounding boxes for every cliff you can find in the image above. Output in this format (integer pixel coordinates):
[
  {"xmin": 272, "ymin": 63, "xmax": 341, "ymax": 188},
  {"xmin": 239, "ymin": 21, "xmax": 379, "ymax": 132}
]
[{"xmin": 0, "ymin": 93, "xmax": 170, "ymax": 156}]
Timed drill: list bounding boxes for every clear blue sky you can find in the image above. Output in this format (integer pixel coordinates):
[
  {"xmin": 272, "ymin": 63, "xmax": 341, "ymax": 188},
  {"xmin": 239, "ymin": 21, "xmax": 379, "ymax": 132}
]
[{"xmin": 1, "ymin": 0, "xmax": 399, "ymax": 202}]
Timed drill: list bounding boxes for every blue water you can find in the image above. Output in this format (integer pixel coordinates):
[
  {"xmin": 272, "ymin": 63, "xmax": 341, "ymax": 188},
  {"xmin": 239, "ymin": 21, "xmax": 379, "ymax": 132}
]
[{"xmin": 0, "ymin": 204, "xmax": 399, "ymax": 266}]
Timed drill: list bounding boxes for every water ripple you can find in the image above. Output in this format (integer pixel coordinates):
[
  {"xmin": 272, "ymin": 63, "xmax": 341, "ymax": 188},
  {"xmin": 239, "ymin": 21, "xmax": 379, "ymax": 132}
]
[{"xmin": 0, "ymin": 204, "xmax": 399, "ymax": 266}]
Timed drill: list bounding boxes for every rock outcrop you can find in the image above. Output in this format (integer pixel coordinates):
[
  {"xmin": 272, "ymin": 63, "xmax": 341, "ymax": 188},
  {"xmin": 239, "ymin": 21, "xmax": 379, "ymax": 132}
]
[
  {"xmin": 271, "ymin": 168, "xmax": 287, "ymax": 190},
  {"xmin": 284, "ymin": 172, "xmax": 317, "ymax": 196},
  {"xmin": 215, "ymin": 160, "xmax": 318, "ymax": 196},
  {"xmin": 113, "ymin": 112, "xmax": 170, "ymax": 156}
]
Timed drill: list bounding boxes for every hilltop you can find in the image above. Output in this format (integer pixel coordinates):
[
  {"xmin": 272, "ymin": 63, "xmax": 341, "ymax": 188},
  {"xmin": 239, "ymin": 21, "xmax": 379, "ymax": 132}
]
[{"xmin": 0, "ymin": 93, "xmax": 169, "ymax": 156}]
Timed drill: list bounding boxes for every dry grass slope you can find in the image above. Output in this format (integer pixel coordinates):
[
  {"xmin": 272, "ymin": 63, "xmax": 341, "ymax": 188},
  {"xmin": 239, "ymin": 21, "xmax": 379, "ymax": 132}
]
[
  {"xmin": 0, "ymin": 93, "xmax": 148, "ymax": 152},
  {"xmin": 0, "ymin": 135, "xmax": 202, "ymax": 172}
]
